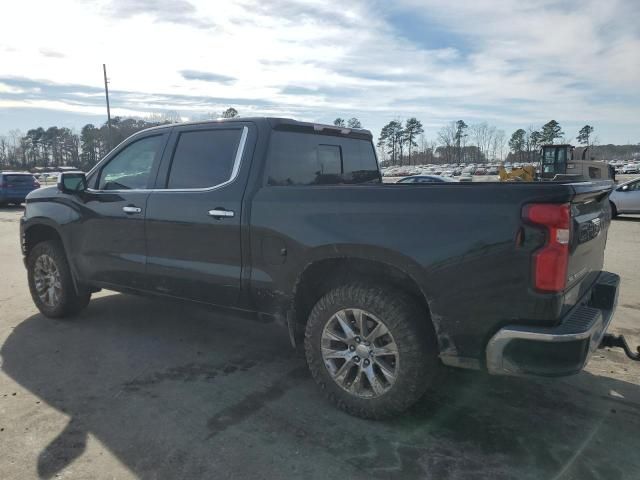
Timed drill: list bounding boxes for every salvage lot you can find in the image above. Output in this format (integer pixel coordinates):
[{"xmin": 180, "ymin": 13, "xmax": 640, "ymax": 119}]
[
  {"xmin": 0, "ymin": 207, "xmax": 639, "ymax": 479},
  {"xmin": 382, "ymin": 173, "xmax": 640, "ymax": 184}
]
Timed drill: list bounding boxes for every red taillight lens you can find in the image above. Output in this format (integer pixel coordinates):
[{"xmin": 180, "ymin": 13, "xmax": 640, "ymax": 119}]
[{"xmin": 523, "ymin": 203, "xmax": 571, "ymax": 293}]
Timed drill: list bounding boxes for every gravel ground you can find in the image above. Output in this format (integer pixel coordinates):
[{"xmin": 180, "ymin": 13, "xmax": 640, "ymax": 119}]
[{"xmin": 0, "ymin": 205, "xmax": 639, "ymax": 480}]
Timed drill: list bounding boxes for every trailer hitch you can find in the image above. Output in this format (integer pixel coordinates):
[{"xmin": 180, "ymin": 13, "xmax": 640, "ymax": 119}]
[{"xmin": 599, "ymin": 334, "xmax": 640, "ymax": 361}]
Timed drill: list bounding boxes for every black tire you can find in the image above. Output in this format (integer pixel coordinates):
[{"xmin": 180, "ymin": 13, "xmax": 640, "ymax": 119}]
[
  {"xmin": 27, "ymin": 240, "xmax": 91, "ymax": 318},
  {"xmin": 610, "ymin": 201, "xmax": 618, "ymax": 219},
  {"xmin": 304, "ymin": 283, "xmax": 440, "ymax": 419}
]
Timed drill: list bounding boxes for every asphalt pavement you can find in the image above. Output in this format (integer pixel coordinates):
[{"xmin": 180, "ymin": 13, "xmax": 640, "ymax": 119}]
[{"xmin": 1, "ymin": 205, "xmax": 639, "ymax": 480}]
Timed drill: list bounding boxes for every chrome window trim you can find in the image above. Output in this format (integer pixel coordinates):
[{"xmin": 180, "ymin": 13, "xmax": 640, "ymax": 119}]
[{"xmin": 86, "ymin": 125, "xmax": 248, "ymax": 194}]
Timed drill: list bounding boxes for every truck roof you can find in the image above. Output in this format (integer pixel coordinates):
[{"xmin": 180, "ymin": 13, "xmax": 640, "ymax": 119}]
[{"xmin": 138, "ymin": 117, "xmax": 373, "ymax": 140}]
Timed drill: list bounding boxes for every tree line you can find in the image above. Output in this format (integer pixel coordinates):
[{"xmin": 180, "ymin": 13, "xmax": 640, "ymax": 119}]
[
  {"xmin": 1, "ymin": 109, "xmax": 638, "ymax": 171},
  {"xmin": 375, "ymin": 117, "xmax": 638, "ymax": 166},
  {"xmin": 376, "ymin": 118, "xmax": 508, "ymax": 165},
  {"xmin": 505, "ymin": 121, "xmax": 597, "ymax": 163},
  {"xmin": 0, "ymin": 108, "xmax": 239, "ymax": 171}
]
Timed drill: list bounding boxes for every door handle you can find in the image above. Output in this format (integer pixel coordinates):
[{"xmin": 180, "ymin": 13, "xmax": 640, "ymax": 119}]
[
  {"xmin": 122, "ymin": 206, "xmax": 142, "ymax": 214},
  {"xmin": 208, "ymin": 209, "xmax": 235, "ymax": 218}
]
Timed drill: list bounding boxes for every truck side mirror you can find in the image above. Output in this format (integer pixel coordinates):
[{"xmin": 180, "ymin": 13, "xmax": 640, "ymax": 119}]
[{"xmin": 58, "ymin": 171, "xmax": 87, "ymax": 194}]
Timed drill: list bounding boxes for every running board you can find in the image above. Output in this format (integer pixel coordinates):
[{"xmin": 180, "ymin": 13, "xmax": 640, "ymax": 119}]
[{"xmin": 599, "ymin": 334, "xmax": 640, "ymax": 361}]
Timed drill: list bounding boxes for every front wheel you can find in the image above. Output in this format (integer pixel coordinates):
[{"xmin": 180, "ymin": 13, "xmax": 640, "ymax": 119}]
[
  {"xmin": 27, "ymin": 240, "xmax": 91, "ymax": 318},
  {"xmin": 304, "ymin": 283, "xmax": 440, "ymax": 419}
]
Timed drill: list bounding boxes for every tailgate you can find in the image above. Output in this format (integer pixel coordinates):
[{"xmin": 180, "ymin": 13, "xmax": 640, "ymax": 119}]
[{"xmin": 564, "ymin": 182, "xmax": 614, "ymax": 309}]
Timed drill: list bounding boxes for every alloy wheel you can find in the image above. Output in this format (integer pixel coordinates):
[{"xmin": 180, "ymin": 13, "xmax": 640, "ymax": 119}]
[
  {"xmin": 33, "ymin": 254, "xmax": 62, "ymax": 307},
  {"xmin": 321, "ymin": 308, "xmax": 399, "ymax": 398}
]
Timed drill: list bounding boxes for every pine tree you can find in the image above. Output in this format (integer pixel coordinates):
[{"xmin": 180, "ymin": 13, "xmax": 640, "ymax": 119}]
[
  {"xmin": 403, "ymin": 118, "xmax": 424, "ymax": 164},
  {"xmin": 541, "ymin": 120, "xmax": 564, "ymax": 144},
  {"xmin": 509, "ymin": 129, "xmax": 526, "ymax": 161},
  {"xmin": 577, "ymin": 125, "xmax": 594, "ymax": 146}
]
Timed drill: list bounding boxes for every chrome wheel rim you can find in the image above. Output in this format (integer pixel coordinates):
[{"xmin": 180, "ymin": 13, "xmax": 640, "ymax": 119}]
[
  {"xmin": 33, "ymin": 254, "xmax": 62, "ymax": 307},
  {"xmin": 321, "ymin": 308, "xmax": 399, "ymax": 398}
]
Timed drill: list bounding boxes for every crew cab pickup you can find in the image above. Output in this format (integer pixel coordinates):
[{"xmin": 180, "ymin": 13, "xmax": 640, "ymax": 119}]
[{"xmin": 20, "ymin": 117, "xmax": 619, "ymax": 418}]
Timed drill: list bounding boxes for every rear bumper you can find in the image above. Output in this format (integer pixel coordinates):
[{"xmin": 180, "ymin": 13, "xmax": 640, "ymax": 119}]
[{"xmin": 486, "ymin": 271, "xmax": 619, "ymax": 376}]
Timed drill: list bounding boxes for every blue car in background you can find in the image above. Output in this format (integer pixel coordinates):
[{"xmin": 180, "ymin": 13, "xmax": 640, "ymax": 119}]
[{"xmin": 0, "ymin": 172, "xmax": 40, "ymax": 206}]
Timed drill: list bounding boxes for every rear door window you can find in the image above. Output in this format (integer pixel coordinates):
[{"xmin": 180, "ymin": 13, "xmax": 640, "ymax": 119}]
[
  {"xmin": 266, "ymin": 131, "xmax": 379, "ymax": 186},
  {"xmin": 166, "ymin": 129, "xmax": 242, "ymax": 189}
]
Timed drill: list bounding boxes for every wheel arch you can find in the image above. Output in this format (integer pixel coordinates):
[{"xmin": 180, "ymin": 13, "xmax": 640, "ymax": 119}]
[
  {"xmin": 23, "ymin": 222, "xmax": 64, "ymax": 258},
  {"xmin": 23, "ymin": 221, "xmax": 82, "ymax": 294},
  {"xmin": 289, "ymin": 253, "xmax": 440, "ymax": 352}
]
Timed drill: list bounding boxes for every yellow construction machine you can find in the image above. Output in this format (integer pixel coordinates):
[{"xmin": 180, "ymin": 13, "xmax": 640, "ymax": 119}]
[
  {"xmin": 499, "ymin": 144, "xmax": 612, "ymax": 182},
  {"xmin": 498, "ymin": 165, "xmax": 536, "ymax": 182}
]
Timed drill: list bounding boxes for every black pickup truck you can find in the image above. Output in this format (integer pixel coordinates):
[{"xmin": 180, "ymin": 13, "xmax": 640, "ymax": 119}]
[{"xmin": 21, "ymin": 117, "xmax": 620, "ymax": 418}]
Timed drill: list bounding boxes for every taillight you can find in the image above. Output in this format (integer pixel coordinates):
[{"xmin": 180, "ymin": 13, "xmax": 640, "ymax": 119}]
[
  {"xmin": 522, "ymin": 203, "xmax": 571, "ymax": 293},
  {"xmin": 33, "ymin": 181, "xmax": 40, "ymax": 187}
]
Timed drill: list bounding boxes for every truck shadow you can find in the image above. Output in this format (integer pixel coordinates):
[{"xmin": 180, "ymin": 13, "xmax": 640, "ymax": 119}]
[{"xmin": 2, "ymin": 293, "xmax": 639, "ymax": 479}]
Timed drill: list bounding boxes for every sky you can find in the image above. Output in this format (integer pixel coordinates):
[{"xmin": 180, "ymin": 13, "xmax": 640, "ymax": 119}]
[{"xmin": 0, "ymin": 0, "xmax": 639, "ymax": 144}]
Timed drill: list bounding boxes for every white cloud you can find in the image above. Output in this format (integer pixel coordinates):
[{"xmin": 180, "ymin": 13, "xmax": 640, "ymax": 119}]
[{"xmin": 0, "ymin": 0, "xmax": 638, "ymax": 142}]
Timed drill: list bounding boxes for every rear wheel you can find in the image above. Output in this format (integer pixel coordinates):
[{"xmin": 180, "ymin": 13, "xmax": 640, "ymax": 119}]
[
  {"xmin": 304, "ymin": 283, "xmax": 439, "ymax": 419},
  {"xmin": 610, "ymin": 201, "xmax": 618, "ymax": 219},
  {"xmin": 27, "ymin": 240, "xmax": 91, "ymax": 318}
]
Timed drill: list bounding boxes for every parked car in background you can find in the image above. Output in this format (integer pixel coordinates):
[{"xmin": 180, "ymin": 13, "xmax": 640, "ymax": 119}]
[
  {"xmin": 609, "ymin": 177, "xmax": 640, "ymax": 217},
  {"xmin": 396, "ymin": 175, "xmax": 458, "ymax": 184},
  {"xmin": 474, "ymin": 168, "xmax": 487, "ymax": 175},
  {"xmin": 622, "ymin": 163, "xmax": 639, "ymax": 174},
  {"xmin": 0, "ymin": 172, "xmax": 40, "ymax": 206}
]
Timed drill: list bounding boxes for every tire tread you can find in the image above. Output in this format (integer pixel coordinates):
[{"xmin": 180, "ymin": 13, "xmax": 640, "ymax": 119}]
[{"xmin": 304, "ymin": 283, "xmax": 439, "ymax": 419}]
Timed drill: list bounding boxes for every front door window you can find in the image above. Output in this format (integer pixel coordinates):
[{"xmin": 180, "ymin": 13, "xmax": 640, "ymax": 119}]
[{"xmin": 97, "ymin": 136, "xmax": 163, "ymax": 190}]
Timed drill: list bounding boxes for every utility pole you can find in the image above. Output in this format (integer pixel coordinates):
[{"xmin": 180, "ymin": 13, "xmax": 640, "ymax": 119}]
[{"xmin": 103, "ymin": 64, "xmax": 112, "ymax": 149}]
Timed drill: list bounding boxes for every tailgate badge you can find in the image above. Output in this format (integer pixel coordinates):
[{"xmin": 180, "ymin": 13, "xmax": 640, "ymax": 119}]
[{"xmin": 578, "ymin": 218, "xmax": 602, "ymax": 244}]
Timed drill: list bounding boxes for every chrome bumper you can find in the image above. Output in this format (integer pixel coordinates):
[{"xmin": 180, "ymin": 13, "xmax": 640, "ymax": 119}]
[{"xmin": 486, "ymin": 271, "xmax": 620, "ymax": 376}]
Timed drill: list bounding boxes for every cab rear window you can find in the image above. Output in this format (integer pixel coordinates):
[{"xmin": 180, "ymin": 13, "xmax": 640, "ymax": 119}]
[{"xmin": 266, "ymin": 131, "xmax": 380, "ymax": 186}]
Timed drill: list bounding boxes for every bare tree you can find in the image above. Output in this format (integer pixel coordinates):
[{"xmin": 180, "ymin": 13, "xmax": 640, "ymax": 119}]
[
  {"xmin": 437, "ymin": 122, "xmax": 457, "ymax": 163},
  {"xmin": 491, "ymin": 130, "xmax": 506, "ymax": 162},
  {"xmin": 470, "ymin": 122, "xmax": 497, "ymax": 163}
]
